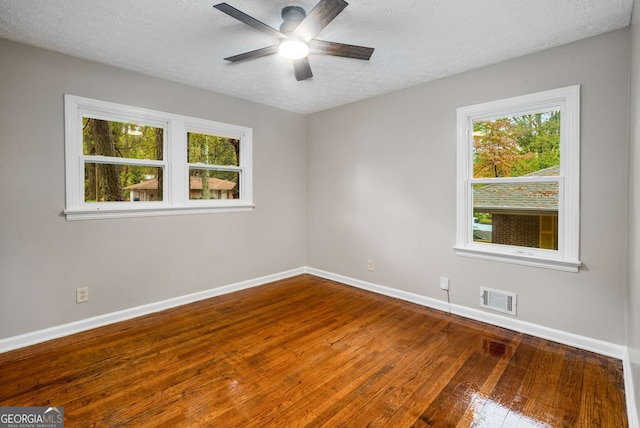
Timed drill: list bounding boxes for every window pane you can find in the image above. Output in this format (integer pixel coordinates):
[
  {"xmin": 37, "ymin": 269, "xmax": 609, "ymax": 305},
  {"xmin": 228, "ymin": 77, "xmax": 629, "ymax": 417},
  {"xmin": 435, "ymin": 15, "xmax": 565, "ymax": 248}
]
[
  {"xmin": 189, "ymin": 169, "xmax": 239, "ymax": 200},
  {"xmin": 84, "ymin": 163, "xmax": 163, "ymax": 202},
  {"xmin": 473, "ymin": 110, "xmax": 560, "ymax": 178},
  {"xmin": 473, "ymin": 213, "xmax": 493, "ymax": 243},
  {"xmin": 83, "ymin": 117, "xmax": 163, "ymax": 160},
  {"xmin": 188, "ymin": 132, "xmax": 239, "ymax": 166},
  {"xmin": 473, "ymin": 182, "xmax": 558, "ymax": 249}
]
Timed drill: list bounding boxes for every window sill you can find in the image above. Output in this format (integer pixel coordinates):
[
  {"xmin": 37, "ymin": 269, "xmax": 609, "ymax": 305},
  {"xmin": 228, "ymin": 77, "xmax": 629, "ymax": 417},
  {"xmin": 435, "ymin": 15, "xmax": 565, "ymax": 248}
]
[
  {"xmin": 454, "ymin": 246, "xmax": 581, "ymax": 273},
  {"xmin": 64, "ymin": 204, "xmax": 255, "ymax": 221}
]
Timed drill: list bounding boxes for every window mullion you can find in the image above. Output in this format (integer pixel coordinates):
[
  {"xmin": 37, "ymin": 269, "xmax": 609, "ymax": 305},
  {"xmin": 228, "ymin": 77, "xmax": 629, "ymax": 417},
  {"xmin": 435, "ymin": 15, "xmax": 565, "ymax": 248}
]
[
  {"xmin": 169, "ymin": 120, "xmax": 187, "ymax": 206},
  {"xmin": 82, "ymin": 156, "xmax": 165, "ymax": 168},
  {"xmin": 470, "ymin": 176, "xmax": 561, "ymax": 185},
  {"xmin": 187, "ymin": 163, "xmax": 242, "ymax": 173},
  {"xmin": 240, "ymin": 131, "xmax": 253, "ymax": 203}
]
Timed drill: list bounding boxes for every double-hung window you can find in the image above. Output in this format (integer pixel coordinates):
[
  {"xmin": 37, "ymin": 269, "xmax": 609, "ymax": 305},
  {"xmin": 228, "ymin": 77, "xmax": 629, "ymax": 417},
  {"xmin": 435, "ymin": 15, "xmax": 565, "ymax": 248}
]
[
  {"xmin": 455, "ymin": 86, "xmax": 581, "ymax": 272},
  {"xmin": 64, "ymin": 95, "xmax": 253, "ymax": 220}
]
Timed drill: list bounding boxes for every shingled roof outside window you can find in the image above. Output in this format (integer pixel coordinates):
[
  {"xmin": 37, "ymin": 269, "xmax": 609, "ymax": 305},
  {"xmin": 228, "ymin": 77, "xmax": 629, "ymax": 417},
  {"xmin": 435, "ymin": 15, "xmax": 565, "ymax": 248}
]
[{"xmin": 473, "ymin": 165, "xmax": 559, "ymax": 214}]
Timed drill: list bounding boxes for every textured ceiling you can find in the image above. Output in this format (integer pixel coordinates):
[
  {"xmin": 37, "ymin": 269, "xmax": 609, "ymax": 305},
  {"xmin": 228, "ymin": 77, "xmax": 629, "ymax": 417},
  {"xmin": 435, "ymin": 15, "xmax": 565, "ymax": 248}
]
[{"xmin": 0, "ymin": 0, "xmax": 633, "ymax": 114}]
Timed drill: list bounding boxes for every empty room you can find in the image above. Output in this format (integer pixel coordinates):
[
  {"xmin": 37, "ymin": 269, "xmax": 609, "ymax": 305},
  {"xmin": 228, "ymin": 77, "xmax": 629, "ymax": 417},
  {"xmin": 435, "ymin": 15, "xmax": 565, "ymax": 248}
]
[{"xmin": 1, "ymin": 0, "xmax": 639, "ymax": 426}]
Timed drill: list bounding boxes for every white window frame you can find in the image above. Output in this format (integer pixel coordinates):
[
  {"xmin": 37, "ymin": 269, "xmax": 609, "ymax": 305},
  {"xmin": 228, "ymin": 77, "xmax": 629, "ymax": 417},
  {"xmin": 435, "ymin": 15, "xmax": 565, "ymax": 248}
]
[
  {"xmin": 64, "ymin": 95, "xmax": 253, "ymax": 220},
  {"xmin": 455, "ymin": 85, "xmax": 581, "ymax": 272}
]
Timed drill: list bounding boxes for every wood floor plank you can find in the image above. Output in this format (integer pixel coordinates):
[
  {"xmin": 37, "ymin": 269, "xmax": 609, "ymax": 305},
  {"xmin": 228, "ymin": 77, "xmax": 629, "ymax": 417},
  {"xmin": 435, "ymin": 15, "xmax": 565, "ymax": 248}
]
[
  {"xmin": 455, "ymin": 335, "xmax": 523, "ymax": 427},
  {"xmin": 259, "ymin": 309, "xmax": 435, "ymax": 425},
  {"xmin": 0, "ymin": 274, "xmax": 628, "ymax": 427},
  {"xmin": 606, "ymin": 357, "xmax": 628, "ymax": 428},
  {"xmin": 519, "ymin": 342, "xmax": 568, "ymax": 426},
  {"xmin": 553, "ymin": 348, "xmax": 586, "ymax": 427},
  {"xmin": 343, "ymin": 320, "xmax": 457, "ymax": 427}
]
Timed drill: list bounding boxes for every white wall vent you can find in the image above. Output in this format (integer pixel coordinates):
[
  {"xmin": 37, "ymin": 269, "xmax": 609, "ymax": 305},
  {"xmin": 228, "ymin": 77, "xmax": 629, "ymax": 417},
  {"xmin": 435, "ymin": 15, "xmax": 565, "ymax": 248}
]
[{"xmin": 480, "ymin": 287, "xmax": 517, "ymax": 316}]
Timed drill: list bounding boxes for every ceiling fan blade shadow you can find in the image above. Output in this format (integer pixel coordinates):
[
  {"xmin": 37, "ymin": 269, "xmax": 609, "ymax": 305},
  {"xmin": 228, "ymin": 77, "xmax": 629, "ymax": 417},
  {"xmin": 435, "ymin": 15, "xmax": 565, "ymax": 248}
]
[
  {"xmin": 309, "ymin": 40, "xmax": 374, "ymax": 60},
  {"xmin": 292, "ymin": 0, "xmax": 348, "ymax": 42},
  {"xmin": 214, "ymin": 3, "xmax": 285, "ymax": 39},
  {"xmin": 292, "ymin": 57, "xmax": 313, "ymax": 81},
  {"xmin": 224, "ymin": 45, "xmax": 279, "ymax": 62}
]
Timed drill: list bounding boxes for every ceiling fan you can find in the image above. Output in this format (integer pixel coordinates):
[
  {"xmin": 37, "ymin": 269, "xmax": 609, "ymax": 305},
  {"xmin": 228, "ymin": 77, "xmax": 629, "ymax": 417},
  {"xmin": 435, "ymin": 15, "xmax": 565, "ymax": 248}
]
[{"xmin": 213, "ymin": 0, "xmax": 374, "ymax": 81}]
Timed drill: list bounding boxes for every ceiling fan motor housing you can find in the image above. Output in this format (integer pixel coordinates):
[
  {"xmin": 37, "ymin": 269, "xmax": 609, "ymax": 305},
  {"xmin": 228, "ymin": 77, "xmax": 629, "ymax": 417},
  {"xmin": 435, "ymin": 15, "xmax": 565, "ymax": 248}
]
[{"xmin": 280, "ymin": 6, "xmax": 307, "ymax": 34}]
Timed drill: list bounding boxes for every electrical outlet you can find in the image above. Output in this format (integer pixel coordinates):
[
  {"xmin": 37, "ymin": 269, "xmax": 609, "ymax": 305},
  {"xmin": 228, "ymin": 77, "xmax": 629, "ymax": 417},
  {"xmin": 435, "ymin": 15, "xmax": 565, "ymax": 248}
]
[
  {"xmin": 367, "ymin": 260, "xmax": 375, "ymax": 271},
  {"xmin": 76, "ymin": 287, "xmax": 89, "ymax": 303},
  {"xmin": 440, "ymin": 277, "xmax": 450, "ymax": 291}
]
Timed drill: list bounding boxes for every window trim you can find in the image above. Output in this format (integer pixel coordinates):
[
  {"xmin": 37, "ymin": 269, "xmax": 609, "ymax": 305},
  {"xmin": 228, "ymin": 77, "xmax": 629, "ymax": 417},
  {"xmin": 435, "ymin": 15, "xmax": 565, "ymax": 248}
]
[
  {"xmin": 64, "ymin": 95, "xmax": 253, "ymax": 220},
  {"xmin": 454, "ymin": 85, "xmax": 581, "ymax": 272}
]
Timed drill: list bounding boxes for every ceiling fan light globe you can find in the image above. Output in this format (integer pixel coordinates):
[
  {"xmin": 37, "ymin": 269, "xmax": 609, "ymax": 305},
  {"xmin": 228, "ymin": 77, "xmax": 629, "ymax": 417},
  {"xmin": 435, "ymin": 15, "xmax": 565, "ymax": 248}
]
[{"xmin": 278, "ymin": 40, "xmax": 309, "ymax": 60}]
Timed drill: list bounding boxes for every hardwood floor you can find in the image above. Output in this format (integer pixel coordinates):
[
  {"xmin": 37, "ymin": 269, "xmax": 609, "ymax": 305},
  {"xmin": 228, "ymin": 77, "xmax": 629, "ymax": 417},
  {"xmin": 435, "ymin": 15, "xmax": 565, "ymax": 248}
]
[{"xmin": 0, "ymin": 274, "xmax": 627, "ymax": 427}]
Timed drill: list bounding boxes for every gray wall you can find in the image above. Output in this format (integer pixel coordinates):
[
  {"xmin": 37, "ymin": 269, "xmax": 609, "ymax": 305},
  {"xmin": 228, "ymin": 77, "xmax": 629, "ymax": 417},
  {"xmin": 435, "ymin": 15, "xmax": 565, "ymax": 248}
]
[
  {"xmin": 0, "ymin": 28, "xmax": 634, "ymax": 351},
  {"xmin": 306, "ymin": 29, "xmax": 630, "ymax": 344},
  {"xmin": 0, "ymin": 38, "xmax": 307, "ymax": 339},
  {"xmin": 628, "ymin": 0, "xmax": 640, "ymax": 416}
]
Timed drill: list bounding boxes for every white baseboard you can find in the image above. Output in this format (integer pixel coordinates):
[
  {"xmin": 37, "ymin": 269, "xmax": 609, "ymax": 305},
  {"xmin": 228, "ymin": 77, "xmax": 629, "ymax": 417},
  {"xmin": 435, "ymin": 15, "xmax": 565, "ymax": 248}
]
[
  {"xmin": 0, "ymin": 267, "xmax": 305, "ymax": 354},
  {"xmin": 304, "ymin": 267, "xmax": 626, "ymax": 359}
]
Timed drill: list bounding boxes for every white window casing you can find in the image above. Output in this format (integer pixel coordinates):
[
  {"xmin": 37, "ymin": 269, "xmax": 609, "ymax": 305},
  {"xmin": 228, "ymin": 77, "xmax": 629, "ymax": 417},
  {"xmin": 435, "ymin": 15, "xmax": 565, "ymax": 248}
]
[
  {"xmin": 454, "ymin": 85, "xmax": 581, "ymax": 272},
  {"xmin": 64, "ymin": 95, "xmax": 254, "ymax": 220}
]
